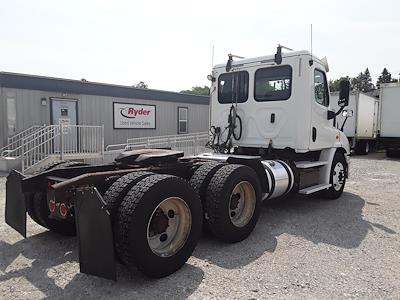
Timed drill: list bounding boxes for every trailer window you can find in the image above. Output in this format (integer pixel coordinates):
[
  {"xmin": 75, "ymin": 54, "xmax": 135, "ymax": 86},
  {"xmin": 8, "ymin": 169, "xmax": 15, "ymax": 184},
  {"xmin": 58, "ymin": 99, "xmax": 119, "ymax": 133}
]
[
  {"xmin": 7, "ymin": 95, "xmax": 17, "ymax": 136},
  {"xmin": 218, "ymin": 71, "xmax": 249, "ymax": 104},
  {"xmin": 314, "ymin": 69, "xmax": 329, "ymax": 107},
  {"xmin": 254, "ymin": 66, "xmax": 292, "ymax": 101},
  {"xmin": 178, "ymin": 107, "xmax": 188, "ymax": 134}
]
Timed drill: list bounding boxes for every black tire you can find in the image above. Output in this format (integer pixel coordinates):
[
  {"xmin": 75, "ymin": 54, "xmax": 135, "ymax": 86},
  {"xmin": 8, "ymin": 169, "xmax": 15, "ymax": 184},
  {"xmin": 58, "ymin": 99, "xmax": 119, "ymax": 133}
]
[
  {"xmin": 189, "ymin": 162, "xmax": 225, "ymax": 201},
  {"xmin": 96, "ymin": 176, "xmax": 120, "ymax": 195},
  {"xmin": 26, "ymin": 161, "xmax": 88, "ymax": 235},
  {"xmin": 204, "ymin": 164, "xmax": 262, "ymax": 243},
  {"xmin": 25, "ymin": 193, "xmax": 42, "ymax": 226},
  {"xmin": 103, "ymin": 171, "xmax": 153, "ymax": 222},
  {"xmin": 354, "ymin": 141, "xmax": 369, "ymax": 155},
  {"xmin": 189, "ymin": 162, "xmax": 225, "ymax": 230},
  {"xmin": 386, "ymin": 149, "xmax": 400, "ymax": 158},
  {"xmin": 322, "ymin": 152, "xmax": 347, "ymax": 200},
  {"xmin": 115, "ymin": 174, "xmax": 202, "ymax": 278},
  {"xmin": 30, "ymin": 192, "xmax": 76, "ymax": 236}
]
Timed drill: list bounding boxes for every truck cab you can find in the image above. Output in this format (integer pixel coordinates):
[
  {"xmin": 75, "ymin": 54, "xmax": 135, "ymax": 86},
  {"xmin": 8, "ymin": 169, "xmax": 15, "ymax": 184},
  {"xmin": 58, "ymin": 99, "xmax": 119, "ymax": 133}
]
[{"xmin": 209, "ymin": 49, "xmax": 350, "ymax": 155}]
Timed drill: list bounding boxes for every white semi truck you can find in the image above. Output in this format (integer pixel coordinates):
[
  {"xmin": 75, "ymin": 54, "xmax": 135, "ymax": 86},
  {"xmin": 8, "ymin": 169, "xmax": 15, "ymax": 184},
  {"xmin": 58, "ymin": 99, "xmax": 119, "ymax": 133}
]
[
  {"xmin": 379, "ymin": 83, "xmax": 400, "ymax": 157},
  {"xmin": 331, "ymin": 92, "xmax": 379, "ymax": 155},
  {"xmin": 5, "ymin": 46, "xmax": 351, "ymax": 280}
]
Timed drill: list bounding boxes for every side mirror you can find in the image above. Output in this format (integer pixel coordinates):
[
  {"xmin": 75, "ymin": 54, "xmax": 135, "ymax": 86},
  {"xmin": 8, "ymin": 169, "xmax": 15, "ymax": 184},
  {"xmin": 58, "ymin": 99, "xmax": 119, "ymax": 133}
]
[
  {"xmin": 327, "ymin": 110, "xmax": 336, "ymax": 120},
  {"xmin": 342, "ymin": 109, "xmax": 354, "ymax": 117},
  {"xmin": 225, "ymin": 55, "xmax": 233, "ymax": 72},
  {"xmin": 338, "ymin": 80, "xmax": 350, "ymax": 107}
]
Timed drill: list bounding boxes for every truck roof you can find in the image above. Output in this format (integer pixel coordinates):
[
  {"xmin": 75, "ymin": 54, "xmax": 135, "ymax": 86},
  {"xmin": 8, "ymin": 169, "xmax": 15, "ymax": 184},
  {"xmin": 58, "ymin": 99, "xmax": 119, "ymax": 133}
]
[{"xmin": 213, "ymin": 50, "xmax": 324, "ymax": 70}]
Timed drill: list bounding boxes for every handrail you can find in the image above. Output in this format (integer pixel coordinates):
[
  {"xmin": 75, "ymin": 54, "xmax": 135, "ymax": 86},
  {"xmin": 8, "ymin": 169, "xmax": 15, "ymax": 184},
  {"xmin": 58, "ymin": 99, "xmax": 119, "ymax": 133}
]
[
  {"xmin": 0, "ymin": 125, "xmax": 45, "ymax": 157},
  {"xmin": 106, "ymin": 131, "xmax": 210, "ymax": 156},
  {"xmin": 21, "ymin": 124, "xmax": 104, "ymax": 173},
  {"xmin": 7, "ymin": 125, "xmax": 44, "ymax": 144}
]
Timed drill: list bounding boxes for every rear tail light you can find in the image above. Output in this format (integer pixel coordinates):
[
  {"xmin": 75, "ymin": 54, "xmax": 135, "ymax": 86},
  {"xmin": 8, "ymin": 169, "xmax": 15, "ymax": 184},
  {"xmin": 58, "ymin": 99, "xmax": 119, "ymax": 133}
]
[
  {"xmin": 49, "ymin": 199, "xmax": 56, "ymax": 213},
  {"xmin": 59, "ymin": 203, "xmax": 68, "ymax": 217}
]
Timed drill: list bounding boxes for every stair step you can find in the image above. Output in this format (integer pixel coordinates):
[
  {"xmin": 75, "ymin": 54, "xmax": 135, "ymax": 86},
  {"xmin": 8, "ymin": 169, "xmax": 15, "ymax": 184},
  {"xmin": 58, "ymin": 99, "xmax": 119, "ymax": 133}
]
[
  {"xmin": 295, "ymin": 161, "xmax": 329, "ymax": 169},
  {"xmin": 298, "ymin": 183, "xmax": 331, "ymax": 195}
]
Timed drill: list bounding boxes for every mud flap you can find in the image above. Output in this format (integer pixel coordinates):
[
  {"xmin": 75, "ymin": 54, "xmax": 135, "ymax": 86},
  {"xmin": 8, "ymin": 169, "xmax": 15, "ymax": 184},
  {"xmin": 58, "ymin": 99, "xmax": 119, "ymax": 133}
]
[
  {"xmin": 5, "ymin": 170, "xmax": 27, "ymax": 238},
  {"xmin": 74, "ymin": 187, "xmax": 116, "ymax": 280}
]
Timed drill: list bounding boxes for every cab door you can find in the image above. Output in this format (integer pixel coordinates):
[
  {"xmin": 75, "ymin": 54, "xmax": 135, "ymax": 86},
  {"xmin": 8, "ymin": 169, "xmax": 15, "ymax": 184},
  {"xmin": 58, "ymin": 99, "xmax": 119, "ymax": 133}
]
[{"xmin": 309, "ymin": 68, "xmax": 336, "ymax": 150}]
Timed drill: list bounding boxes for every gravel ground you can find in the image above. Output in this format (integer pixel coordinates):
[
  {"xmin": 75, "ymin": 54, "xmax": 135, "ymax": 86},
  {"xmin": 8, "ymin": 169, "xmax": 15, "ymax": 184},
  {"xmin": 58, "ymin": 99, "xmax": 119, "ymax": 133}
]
[{"xmin": 0, "ymin": 152, "xmax": 399, "ymax": 299}]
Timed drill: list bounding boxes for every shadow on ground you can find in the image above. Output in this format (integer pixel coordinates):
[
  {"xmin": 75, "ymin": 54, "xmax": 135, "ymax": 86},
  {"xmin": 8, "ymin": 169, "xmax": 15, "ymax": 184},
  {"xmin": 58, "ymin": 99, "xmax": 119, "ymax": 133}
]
[
  {"xmin": 0, "ymin": 231, "xmax": 204, "ymax": 299},
  {"xmin": 193, "ymin": 192, "xmax": 396, "ymax": 269},
  {"xmin": 351, "ymin": 151, "xmax": 400, "ymax": 161},
  {"xmin": 0, "ymin": 191, "xmax": 396, "ymax": 298}
]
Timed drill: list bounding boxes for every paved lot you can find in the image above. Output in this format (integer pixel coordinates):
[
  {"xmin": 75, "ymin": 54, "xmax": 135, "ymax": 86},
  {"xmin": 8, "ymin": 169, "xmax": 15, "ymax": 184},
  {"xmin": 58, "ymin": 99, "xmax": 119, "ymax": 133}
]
[{"xmin": 1, "ymin": 152, "xmax": 399, "ymax": 299}]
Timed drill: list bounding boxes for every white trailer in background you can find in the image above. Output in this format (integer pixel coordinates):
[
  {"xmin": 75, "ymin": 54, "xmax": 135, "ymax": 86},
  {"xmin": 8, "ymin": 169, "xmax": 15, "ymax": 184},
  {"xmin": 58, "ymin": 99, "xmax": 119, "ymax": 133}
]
[
  {"xmin": 379, "ymin": 83, "xmax": 400, "ymax": 157},
  {"xmin": 331, "ymin": 92, "xmax": 379, "ymax": 155}
]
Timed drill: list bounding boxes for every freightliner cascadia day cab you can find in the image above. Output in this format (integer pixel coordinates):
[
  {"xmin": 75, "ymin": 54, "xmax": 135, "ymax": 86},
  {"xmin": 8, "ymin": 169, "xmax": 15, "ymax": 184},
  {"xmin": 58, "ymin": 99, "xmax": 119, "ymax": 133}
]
[
  {"xmin": 5, "ymin": 46, "xmax": 351, "ymax": 281},
  {"xmin": 379, "ymin": 83, "xmax": 400, "ymax": 157},
  {"xmin": 331, "ymin": 92, "xmax": 379, "ymax": 155}
]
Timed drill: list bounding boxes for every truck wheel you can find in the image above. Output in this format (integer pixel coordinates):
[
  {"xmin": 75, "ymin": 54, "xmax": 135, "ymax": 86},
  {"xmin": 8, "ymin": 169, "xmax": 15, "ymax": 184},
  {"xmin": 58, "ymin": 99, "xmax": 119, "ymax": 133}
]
[
  {"xmin": 103, "ymin": 171, "xmax": 153, "ymax": 221},
  {"xmin": 354, "ymin": 141, "xmax": 369, "ymax": 155},
  {"xmin": 115, "ymin": 174, "xmax": 202, "ymax": 278},
  {"xmin": 96, "ymin": 175, "xmax": 120, "ymax": 195},
  {"xmin": 30, "ymin": 192, "xmax": 76, "ymax": 236},
  {"xmin": 27, "ymin": 161, "xmax": 88, "ymax": 235},
  {"xmin": 189, "ymin": 162, "xmax": 225, "ymax": 200},
  {"xmin": 386, "ymin": 149, "xmax": 400, "ymax": 158},
  {"xmin": 322, "ymin": 152, "xmax": 347, "ymax": 200},
  {"xmin": 189, "ymin": 162, "xmax": 225, "ymax": 230},
  {"xmin": 205, "ymin": 164, "xmax": 262, "ymax": 243}
]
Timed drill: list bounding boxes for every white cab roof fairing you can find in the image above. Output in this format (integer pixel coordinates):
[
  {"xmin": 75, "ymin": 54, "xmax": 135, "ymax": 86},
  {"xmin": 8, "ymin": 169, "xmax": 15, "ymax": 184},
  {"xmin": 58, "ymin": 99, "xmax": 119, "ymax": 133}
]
[{"xmin": 213, "ymin": 50, "xmax": 326, "ymax": 72}]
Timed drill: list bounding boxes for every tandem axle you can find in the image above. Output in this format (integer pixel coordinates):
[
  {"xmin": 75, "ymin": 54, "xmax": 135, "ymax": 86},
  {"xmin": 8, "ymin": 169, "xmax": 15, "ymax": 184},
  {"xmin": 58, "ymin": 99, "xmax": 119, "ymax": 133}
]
[{"xmin": 5, "ymin": 147, "xmax": 348, "ymax": 280}]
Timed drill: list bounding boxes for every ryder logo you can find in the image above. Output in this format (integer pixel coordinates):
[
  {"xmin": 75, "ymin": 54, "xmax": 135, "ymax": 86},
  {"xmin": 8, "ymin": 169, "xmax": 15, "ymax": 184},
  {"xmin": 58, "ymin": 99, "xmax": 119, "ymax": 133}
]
[
  {"xmin": 114, "ymin": 102, "xmax": 156, "ymax": 129},
  {"xmin": 120, "ymin": 107, "xmax": 151, "ymax": 119}
]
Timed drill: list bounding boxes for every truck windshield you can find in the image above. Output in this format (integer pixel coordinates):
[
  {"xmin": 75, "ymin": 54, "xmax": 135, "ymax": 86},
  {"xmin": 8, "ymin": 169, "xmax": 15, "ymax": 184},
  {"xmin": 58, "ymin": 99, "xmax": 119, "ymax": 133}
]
[
  {"xmin": 218, "ymin": 71, "xmax": 249, "ymax": 104},
  {"xmin": 254, "ymin": 65, "xmax": 292, "ymax": 101}
]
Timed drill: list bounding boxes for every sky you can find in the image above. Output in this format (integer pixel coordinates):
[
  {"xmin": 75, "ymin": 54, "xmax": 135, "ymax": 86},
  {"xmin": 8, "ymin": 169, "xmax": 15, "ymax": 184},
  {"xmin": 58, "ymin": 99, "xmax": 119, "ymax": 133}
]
[{"xmin": 1, "ymin": 0, "xmax": 399, "ymax": 92}]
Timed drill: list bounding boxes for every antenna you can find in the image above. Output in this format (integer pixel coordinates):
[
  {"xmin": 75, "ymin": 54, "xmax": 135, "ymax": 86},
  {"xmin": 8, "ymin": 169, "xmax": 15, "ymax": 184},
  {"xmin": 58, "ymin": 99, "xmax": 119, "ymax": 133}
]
[
  {"xmin": 309, "ymin": 24, "xmax": 314, "ymax": 66},
  {"xmin": 211, "ymin": 45, "xmax": 215, "ymax": 69}
]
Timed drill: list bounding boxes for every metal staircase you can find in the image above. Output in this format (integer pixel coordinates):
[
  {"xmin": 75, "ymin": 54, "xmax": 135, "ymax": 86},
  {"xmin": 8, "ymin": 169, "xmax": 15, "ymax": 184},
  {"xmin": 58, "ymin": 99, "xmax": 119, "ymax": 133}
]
[{"xmin": 0, "ymin": 124, "xmax": 104, "ymax": 174}]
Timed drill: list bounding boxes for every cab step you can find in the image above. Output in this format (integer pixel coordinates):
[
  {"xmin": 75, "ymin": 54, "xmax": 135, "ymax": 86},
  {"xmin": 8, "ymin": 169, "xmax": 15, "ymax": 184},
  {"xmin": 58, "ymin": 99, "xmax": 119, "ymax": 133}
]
[
  {"xmin": 295, "ymin": 161, "xmax": 329, "ymax": 169},
  {"xmin": 298, "ymin": 183, "xmax": 331, "ymax": 195}
]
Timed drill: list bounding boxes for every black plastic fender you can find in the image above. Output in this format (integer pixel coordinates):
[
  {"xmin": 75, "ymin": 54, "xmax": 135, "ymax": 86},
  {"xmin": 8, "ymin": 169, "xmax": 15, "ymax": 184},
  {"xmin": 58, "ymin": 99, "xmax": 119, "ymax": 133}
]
[
  {"xmin": 74, "ymin": 187, "xmax": 116, "ymax": 280},
  {"xmin": 5, "ymin": 170, "xmax": 27, "ymax": 238}
]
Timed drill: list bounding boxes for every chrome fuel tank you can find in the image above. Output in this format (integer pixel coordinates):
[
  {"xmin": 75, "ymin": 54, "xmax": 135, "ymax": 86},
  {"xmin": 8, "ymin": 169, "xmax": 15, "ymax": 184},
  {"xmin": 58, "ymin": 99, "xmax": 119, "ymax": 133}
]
[{"xmin": 261, "ymin": 160, "xmax": 294, "ymax": 200}]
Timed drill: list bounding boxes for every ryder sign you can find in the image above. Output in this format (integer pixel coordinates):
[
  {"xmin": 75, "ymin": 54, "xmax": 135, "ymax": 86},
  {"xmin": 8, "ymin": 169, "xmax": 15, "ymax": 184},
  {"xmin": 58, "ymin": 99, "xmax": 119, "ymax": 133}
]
[{"xmin": 113, "ymin": 102, "xmax": 156, "ymax": 129}]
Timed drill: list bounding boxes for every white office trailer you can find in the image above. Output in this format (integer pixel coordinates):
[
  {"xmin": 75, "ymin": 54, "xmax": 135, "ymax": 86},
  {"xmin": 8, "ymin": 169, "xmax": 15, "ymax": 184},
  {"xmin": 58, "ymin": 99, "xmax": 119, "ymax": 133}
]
[
  {"xmin": 379, "ymin": 83, "xmax": 400, "ymax": 157},
  {"xmin": 0, "ymin": 72, "xmax": 209, "ymax": 172},
  {"xmin": 331, "ymin": 92, "xmax": 379, "ymax": 154}
]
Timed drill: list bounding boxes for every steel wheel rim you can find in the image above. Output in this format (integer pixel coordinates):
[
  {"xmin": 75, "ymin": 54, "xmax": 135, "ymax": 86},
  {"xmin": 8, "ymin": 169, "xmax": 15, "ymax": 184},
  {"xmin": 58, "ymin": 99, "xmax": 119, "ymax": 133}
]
[
  {"xmin": 332, "ymin": 162, "xmax": 345, "ymax": 191},
  {"xmin": 229, "ymin": 181, "xmax": 256, "ymax": 227},
  {"xmin": 147, "ymin": 197, "xmax": 191, "ymax": 257}
]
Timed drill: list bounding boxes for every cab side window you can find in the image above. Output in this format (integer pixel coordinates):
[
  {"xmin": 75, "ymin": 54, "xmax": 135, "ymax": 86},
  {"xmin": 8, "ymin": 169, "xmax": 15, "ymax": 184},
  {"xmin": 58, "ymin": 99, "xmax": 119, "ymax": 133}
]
[{"xmin": 314, "ymin": 69, "xmax": 329, "ymax": 107}]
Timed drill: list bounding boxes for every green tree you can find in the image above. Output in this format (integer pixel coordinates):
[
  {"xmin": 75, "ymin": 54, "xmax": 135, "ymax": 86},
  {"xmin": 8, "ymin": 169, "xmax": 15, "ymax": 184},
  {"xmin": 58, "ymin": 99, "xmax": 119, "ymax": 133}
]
[
  {"xmin": 132, "ymin": 81, "xmax": 148, "ymax": 89},
  {"xmin": 352, "ymin": 68, "xmax": 374, "ymax": 92},
  {"xmin": 180, "ymin": 86, "xmax": 210, "ymax": 96},
  {"xmin": 377, "ymin": 68, "xmax": 398, "ymax": 88}
]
